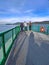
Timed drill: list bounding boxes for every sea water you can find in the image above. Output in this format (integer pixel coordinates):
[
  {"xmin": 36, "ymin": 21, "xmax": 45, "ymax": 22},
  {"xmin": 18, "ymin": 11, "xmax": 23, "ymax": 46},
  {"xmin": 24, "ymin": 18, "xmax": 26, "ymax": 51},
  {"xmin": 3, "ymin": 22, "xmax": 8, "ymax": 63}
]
[{"xmin": 0, "ymin": 25, "xmax": 17, "ymax": 33}]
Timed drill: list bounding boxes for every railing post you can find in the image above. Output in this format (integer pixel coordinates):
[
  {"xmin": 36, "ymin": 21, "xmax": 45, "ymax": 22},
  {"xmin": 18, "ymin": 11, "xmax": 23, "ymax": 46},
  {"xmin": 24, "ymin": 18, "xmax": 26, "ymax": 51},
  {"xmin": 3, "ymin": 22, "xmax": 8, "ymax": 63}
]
[
  {"xmin": 15, "ymin": 27, "xmax": 16, "ymax": 36},
  {"xmin": 12, "ymin": 29, "xmax": 13, "ymax": 41},
  {"xmin": 2, "ymin": 34, "xmax": 6, "ymax": 58},
  {"xmin": 47, "ymin": 27, "xmax": 48, "ymax": 35},
  {"xmin": 16, "ymin": 27, "xmax": 17, "ymax": 37}
]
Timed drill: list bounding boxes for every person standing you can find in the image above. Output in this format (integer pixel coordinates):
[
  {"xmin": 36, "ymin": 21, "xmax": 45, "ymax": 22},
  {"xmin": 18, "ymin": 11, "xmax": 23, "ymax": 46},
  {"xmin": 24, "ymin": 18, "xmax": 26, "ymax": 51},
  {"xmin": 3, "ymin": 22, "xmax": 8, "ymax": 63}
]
[
  {"xmin": 29, "ymin": 21, "xmax": 32, "ymax": 30},
  {"xmin": 20, "ymin": 23, "xmax": 24, "ymax": 31},
  {"xmin": 24, "ymin": 21, "xmax": 27, "ymax": 31}
]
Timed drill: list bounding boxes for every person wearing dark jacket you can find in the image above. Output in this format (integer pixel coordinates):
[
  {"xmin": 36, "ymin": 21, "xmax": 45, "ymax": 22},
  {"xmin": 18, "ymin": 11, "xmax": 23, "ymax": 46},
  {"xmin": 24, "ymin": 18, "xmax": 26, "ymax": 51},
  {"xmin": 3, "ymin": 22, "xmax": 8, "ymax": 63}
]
[
  {"xmin": 20, "ymin": 23, "xmax": 24, "ymax": 31},
  {"xmin": 29, "ymin": 21, "xmax": 32, "ymax": 30}
]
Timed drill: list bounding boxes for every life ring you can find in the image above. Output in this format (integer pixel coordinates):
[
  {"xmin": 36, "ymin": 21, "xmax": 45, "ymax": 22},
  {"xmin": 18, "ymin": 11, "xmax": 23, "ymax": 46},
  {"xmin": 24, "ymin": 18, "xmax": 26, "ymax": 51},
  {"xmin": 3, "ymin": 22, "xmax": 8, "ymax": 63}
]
[{"xmin": 40, "ymin": 27, "xmax": 45, "ymax": 32}]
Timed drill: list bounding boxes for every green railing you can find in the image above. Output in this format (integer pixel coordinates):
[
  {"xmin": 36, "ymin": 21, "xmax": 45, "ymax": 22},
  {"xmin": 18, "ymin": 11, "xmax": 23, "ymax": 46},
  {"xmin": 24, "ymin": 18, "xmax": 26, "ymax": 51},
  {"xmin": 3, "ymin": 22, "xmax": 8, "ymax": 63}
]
[
  {"xmin": 31, "ymin": 24, "xmax": 49, "ymax": 35},
  {"xmin": 47, "ymin": 26, "xmax": 49, "ymax": 34},
  {"xmin": 0, "ymin": 25, "xmax": 20, "ymax": 65}
]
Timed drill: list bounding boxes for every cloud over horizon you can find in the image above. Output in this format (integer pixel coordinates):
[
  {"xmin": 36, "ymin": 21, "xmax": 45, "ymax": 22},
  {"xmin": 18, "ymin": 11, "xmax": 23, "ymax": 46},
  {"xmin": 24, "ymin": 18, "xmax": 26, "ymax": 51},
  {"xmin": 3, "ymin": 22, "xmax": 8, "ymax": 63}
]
[
  {"xmin": 0, "ymin": 16, "xmax": 49, "ymax": 24},
  {"xmin": 0, "ymin": 0, "xmax": 49, "ymax": 23}
]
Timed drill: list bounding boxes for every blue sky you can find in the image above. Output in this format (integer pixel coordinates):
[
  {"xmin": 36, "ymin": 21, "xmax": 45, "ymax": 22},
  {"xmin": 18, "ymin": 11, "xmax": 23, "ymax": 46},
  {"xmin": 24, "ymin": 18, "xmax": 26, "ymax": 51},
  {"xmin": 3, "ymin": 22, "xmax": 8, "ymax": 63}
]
[{"xmin": 0, "ymin": 0, "xmax": 49, "ymax": 23}]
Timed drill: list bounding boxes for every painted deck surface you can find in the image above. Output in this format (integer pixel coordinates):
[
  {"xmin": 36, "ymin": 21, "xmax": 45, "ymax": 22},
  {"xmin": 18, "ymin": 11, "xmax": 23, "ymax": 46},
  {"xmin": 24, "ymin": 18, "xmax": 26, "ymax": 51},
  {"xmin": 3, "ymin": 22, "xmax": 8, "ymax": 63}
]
[{"xmin": 6, "ymin": 31, "xmax": 49, "ymax": 65}]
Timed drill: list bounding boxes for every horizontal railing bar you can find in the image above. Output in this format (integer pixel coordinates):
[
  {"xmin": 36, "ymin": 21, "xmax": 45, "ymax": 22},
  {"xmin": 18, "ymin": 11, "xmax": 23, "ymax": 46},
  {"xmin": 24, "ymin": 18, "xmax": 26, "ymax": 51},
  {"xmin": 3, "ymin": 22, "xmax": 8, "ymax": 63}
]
[
  {"xmin": 0, "ymin": 26, "xmax": 20, "ymax": 36},
  {"xmin": 0, "ymin": 25, "xmax": 20, "ymax": 65}
]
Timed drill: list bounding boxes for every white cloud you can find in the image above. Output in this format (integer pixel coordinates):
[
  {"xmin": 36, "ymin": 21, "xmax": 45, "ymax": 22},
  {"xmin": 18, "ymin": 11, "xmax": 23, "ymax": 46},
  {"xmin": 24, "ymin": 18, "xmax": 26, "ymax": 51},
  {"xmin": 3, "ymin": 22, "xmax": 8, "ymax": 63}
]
[
  {"xmin": 24, "ymin": 9, "xmax": 34, "ymax": 13},
  {"xmin": 0, "ymin": 16, "xmax": 49, "ymax": 24},
  {"xmin": 0, "ymin": 8, "xmax": 21, "ymax": 14},
  {"xmin": 8, "ymin": 8, "xmax": 21, "ymax": 14}
]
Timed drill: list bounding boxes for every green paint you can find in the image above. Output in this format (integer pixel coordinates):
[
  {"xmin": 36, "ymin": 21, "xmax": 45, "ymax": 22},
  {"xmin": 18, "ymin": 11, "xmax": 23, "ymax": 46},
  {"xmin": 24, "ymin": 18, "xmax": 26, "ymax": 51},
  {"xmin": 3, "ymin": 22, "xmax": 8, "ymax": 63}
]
[{"xmin": 0, "ymin": 25, "xmax": 20, "ymax": 65}]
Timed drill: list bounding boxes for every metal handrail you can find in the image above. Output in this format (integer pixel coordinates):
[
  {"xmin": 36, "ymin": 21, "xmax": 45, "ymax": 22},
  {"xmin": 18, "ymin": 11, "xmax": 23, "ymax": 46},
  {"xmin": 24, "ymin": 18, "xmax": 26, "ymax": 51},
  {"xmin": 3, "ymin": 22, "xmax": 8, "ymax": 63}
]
[{"xmin": 0, "ymin": 25, "xmax": 20, "ymax": 65}]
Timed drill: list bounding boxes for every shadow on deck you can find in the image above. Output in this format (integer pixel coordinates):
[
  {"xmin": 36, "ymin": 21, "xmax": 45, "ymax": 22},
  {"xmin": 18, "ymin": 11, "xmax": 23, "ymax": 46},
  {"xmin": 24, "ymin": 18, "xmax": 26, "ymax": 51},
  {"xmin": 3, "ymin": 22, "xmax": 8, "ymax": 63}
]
[{"xmin": 5, "ymin": 31, "xmax": 49, "ymax": 65}]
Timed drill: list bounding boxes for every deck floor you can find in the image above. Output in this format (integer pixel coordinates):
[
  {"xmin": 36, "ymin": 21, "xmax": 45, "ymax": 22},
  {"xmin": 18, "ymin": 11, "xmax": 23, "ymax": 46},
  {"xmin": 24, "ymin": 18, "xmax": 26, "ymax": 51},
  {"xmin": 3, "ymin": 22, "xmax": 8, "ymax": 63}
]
[{"xmin": 6, "ymin": 31, "xmax": 49, "ymax": 65}]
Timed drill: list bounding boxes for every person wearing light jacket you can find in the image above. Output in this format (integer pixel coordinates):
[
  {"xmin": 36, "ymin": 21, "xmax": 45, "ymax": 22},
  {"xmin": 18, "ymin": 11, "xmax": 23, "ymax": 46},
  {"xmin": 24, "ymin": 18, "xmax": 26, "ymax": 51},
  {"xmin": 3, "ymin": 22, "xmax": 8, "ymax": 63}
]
[{"xmin": 24, "ymin": 21, "xmax": 27, "ymax": 31}]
